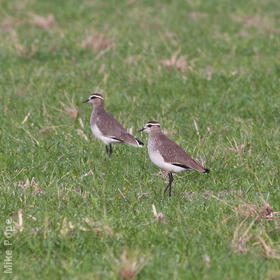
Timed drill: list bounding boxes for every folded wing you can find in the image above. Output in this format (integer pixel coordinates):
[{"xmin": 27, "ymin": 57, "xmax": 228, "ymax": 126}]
[
  {"xmin": 97, "ymin": 111, "xmax": 144, "ymax": 147},
  {"xmin": 157, "ymin": 134, "xmax": 209, "ymax": 173}
]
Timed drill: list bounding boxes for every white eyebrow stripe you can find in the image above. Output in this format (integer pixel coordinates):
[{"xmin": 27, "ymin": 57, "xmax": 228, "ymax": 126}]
[
  {"xmin": 147, "ymin": 122, "xmax": 160, "ymax": 126},
  {"xmin": 90, "ymin": 95, "xmax": 104, "ymax": 100}
]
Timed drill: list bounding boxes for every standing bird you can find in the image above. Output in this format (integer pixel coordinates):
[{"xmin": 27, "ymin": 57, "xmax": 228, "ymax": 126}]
[
  {"xmin": 83, "ymin": 93, "xmax": 144, "ymax": 155},
  {"xmin": 138, "ymin": 121, "xmax": 209, "ymax": 196}
]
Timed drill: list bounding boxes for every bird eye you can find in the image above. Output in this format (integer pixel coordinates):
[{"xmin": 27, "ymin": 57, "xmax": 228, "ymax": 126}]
[{"xmin": 147, "ymin": 124, "xmax": 152, "ymax": 128}]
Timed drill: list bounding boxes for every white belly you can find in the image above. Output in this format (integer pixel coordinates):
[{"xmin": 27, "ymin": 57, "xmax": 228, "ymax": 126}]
[
  {"xmin": 148, "ymin": 149, "xmax": 186, "ymax": 173},
  {"xmin": 91, "ymin": 124, "xmax": 120, "ymax": 145}
]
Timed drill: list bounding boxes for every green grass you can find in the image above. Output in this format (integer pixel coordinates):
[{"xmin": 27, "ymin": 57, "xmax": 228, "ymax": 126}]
[{"xmin": 1, "ymin": 0, "xmax": 280, "ymax": 279}]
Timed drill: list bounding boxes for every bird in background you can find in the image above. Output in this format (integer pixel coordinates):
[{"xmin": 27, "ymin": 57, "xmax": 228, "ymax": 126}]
[
  {"xmin": 139, "ymin": 121, "xmax": 210, "ymax": 196},
  {"xmin": 83, "ymin": 93, "xmax": 144, "ymax": 156}
]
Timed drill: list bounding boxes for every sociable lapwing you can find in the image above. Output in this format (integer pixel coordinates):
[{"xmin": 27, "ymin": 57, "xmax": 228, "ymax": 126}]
[
  {"xmin": 83, "ymin": 93, "xmax": 144, "ymax": 155},
  {"xmin": 139, "ymin": 121, "xmax": 209, "ymax": 196}
]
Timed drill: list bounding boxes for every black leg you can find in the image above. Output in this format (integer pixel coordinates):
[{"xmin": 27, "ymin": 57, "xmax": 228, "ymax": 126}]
[
  {"xmin": 164, "ymin": 172, "xmax": 174, "ymax": 197},
  {"xmin": 105, "ymin": 144, "xmax": 113, "ymax": 156},
  {"xmin": 168, "ymin": 173, "xmax": 173, "ymax": 197}
]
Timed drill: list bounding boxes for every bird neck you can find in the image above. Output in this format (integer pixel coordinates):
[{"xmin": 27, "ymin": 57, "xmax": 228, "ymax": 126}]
[
  {"xmin": 93, "ymin": 103, "xmax": 105, "ymax": 114},
  {"xmin": 148, "ymin": 129, "xmax": 162, "ymax": 143},
  {"xmin": 149, "ymin": 128, "xmax": 162, "ymax": 137}
]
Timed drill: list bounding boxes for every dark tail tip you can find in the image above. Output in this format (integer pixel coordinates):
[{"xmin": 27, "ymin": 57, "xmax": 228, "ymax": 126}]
[
  {"xmin": 136, "ymin": 138, "xmax": 144, "ymax": 147},
  {"xmin": 204, "ymin": 169, "xmax": 210, "ymax": 174}
]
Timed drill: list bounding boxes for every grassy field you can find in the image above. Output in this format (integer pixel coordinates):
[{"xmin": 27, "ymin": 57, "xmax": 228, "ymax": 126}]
[{"xmin": 1, "ymin": 0, "xmax": 280, "ymax": 279}]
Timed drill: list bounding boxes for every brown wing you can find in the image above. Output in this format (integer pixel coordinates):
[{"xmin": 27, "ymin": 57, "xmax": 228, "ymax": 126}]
[
  {"xmin": 157, "ymin": 133, "xmax": 207, "ymax": 172},
  {"xmin": 96, "ymin": 111, "xmax": 143, "ymax": 147},
  {"xmin": 96, "ymin": 111, "xmax": 127, "ymax": 137}
]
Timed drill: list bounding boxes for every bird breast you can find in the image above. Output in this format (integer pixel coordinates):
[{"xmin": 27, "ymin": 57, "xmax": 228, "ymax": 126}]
[{"xmin": 148, "ymin": 137, "xmax": 186, "ymax": 173}]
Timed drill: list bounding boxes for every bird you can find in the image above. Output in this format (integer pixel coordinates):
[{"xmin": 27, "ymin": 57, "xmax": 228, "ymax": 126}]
[
  {"xmin": 83, "ymin": 93, "xmax": 144, "ymax": 156},
  {"xmin": 138, "ymin": 121, "xmax": 210, "ymax": 196}
]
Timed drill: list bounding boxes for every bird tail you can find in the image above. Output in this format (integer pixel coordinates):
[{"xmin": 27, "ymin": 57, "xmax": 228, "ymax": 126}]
[
  {"xmin": 204, "ymin": 168, "xmax": 210, "ymax": 174},
  {"xmin": 135, "ymin": 138, "xmax": 144, "ymax": 147},
  {"xmin": 121, "ymin": 133, "xmax": 144, "ymax": 147}
]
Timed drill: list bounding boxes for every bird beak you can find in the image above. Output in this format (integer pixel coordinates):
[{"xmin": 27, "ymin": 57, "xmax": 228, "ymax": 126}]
[
  {"xmin": 138, "ymin": 128, "xmax": 145, "ymax": 132},
  {"xmin": 83, "ymin": 99, "xmax": 89, "ymax": 103}
]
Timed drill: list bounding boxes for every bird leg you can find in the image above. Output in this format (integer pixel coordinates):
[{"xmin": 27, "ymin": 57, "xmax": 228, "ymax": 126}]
[
  {"xmin": 164, "ymin": 172, "xmax": 174, "ymax": 197},
  {"xmin": 106, "ymin": 145, "xmax": 110, "ymax": 155},
  {"xmin": 105, "ymin": 144, "xmax": 113, "ymax": 156}
]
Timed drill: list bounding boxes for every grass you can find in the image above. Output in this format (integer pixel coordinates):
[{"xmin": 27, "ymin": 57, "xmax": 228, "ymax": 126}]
[{"xmin": 0, "ymin": 0, "xmax": 280, "ymax": 279}]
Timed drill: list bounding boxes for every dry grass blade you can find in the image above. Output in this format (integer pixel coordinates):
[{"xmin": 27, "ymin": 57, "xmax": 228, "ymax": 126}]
[
  {"xmin": 78, "ymin": 117, "xmax": 84, "ymax": 128},
  {"xmin": 58, "ymin": 92, "xmax": 79, "ymax": 120},
  {"xmin": 206, "ymin": 66, "xmax": 212, "ymax": 80},
  {"xmin": 18, "ymin": 209, "xmax": 24, "ymax": 232},
  {"xmin": 22, "ymin": 112, "xmax": 30, "ymax": 124},
  {"xmin": 76, "ymin": 129, "xmax": 89, "ymax": 141},
  {"xmin": 20, "ymin": 127, "xmax": 39, "ymax": 145},
  {"xmin": 160, "ymin": 50, "xmax": 187, "ymax": 72},
  {"xmin": 60, "ymin": 218, "xmax": 72, "ymax": 237},
  {"xmin": 10, "ymin": 30, "xmax": 37, "ymax": 58},
  {"xmin": 137, "ymin": 193, "xmax": 149, "ymax": 200},
  {"xmin": 40, "ymin": 125, "xmax": 60, "ymax": 135},
  {"xmin": 116, "ymin": 250, "xmax": 147, "ymax": 279},
  {"xmin": 227, "ymin": 137, "xmax": 247, "ymax": 155},
  {"xmin": 231, "ymin": 14, "xmax": 280, "ymax": 34},
  {"xmin": 14, "ymin": 209, "xmax": 24, "ymax": 232},
  {"xmin": 237, "ymin": 202, "xmax": 275, "ymax": 221},
  {"xmin": 267, "ymin": 271, "xmax": 280, "ymax": 280},
  {"xmin": 215, "ymin": 195, "xmax": 279, "ymax": 257},
  {"xmin": 187, "ymin": 12, "xmax": 208, "ymax": 21},
  {"xmin": 125, "ymin": 55, "xmax": 142, "ymax": 66},
  {"xmin": 0, "ymin": 16, "xmax": 24, "ymax": 34},
  {"xmin": 84, "ymin": 218, "xmax": 114, "ymax": 238},
  {"xmin": 199, "ymin": 156, "xmax": 206, "ymax": 168},
  {"xmin": 118, "ymin": 188, "xmax": 129, "ymax": 202},
  {"xmin": 27, "ymin": 214, "xmax": 37, "ymax": 221},
  {"xmin": 231, "ymin": 216, "xmax": 254, "ymax": 254},
  {"xmin": 237, "ymin": 30, "xmax": 250, "ymax": 38},
  {"xmin": 258, "ymin": 237, "xmax": 280, "ymax": 260},
  {"xmin": 31, "ymin": 14, "xmax": 55, "ymax": 30},
  {"xmin": 215, "ymin": 195, "xmax": 277, "ymax": 221},
  {"xmin": 211, "ymin": 195, "xmax": 237, "ymax": 212},
  {"xmin": 60, "ymin": 219, "xmax": 75, "ymax": 237},
  {"xmin": 16, "ymin": 177, "xmax": 44, "ymax": 195},
  {"xmin": 193, "ymin": 119, "xmax": 199, "ymax": 136},
  {"xmin": 81, "ymin": 31, "xmax": 113, "ymax": 52},
  {"xmin": 44, "ymin": 216, "xmax": 49, "ymax": 239},
  {"xmin": 203, "ymin": 254, "xmax": 211, "ymax": 268},
  {"xmin": 152, "ymin": 204, "xmax": 166, "ymax": 224},
  {"xmin": 82, "ymin": 169, "xmax": 94, "ymax": 177},
  {"xmin": 17, "ymin": 178, "xmax": 31, "ymax": 190},
  {"xmin": 60, "ymin": 101, "xmax": 78, "ymax": 120},
  {"xmin": 98, "ymin": 63, "xmax": 105, "ymax": 73}
]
